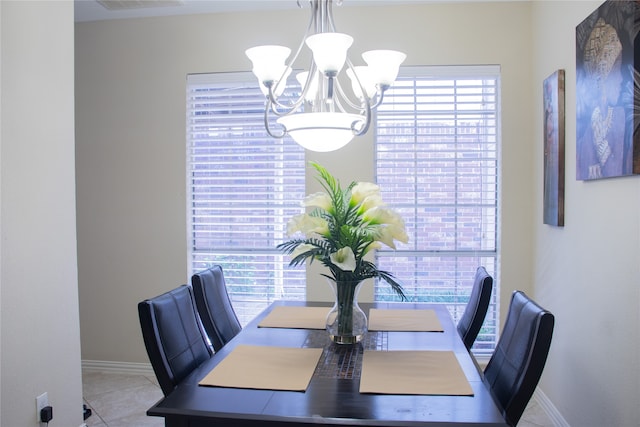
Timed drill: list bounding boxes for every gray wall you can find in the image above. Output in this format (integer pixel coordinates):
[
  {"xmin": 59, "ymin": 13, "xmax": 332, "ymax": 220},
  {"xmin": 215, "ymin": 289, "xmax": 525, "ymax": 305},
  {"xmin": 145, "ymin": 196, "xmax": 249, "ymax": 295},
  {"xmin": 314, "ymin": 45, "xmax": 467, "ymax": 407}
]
[
  {"xmin": 531, "ymin": 2, "xmax": 640, "ymax": 426},
  {"xmin": 1, "ymin": 1, "xmax": 83, "ymax": 426},
  {"xmin": 74, "ymin": 1, "xmax": 640, "ymax": 426}
]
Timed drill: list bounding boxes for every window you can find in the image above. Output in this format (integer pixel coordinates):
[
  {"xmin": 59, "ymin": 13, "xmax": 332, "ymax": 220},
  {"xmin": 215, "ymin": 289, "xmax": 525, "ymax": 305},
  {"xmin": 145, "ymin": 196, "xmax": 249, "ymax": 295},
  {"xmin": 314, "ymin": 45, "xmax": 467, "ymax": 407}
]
[
  {"xmin": 186, "ymin": 72, "xmax": 306, "ymax": 326},
  {"xmin": 375, "ymin": 66, "xmax": 500, "ymax": 355}
]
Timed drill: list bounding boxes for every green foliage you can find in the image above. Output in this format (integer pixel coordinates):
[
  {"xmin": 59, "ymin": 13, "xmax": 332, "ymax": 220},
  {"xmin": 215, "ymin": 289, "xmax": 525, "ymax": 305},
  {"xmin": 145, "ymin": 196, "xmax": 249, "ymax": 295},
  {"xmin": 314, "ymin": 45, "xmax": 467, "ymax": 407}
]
[{"xmin": 277, "ymin": 162, "xmax": 407, "ymax": 301}]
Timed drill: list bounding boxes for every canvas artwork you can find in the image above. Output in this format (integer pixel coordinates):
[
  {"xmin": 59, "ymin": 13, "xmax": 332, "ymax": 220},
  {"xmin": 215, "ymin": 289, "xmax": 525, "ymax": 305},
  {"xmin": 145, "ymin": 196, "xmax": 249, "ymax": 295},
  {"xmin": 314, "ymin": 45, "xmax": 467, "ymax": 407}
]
[
  {"xmin": 576, "ymin": 0, "xmax": 640, "ymax": 181},
  {"xmin": 543, "ymin": 70, "xmax": 565, "ymax": 227}
]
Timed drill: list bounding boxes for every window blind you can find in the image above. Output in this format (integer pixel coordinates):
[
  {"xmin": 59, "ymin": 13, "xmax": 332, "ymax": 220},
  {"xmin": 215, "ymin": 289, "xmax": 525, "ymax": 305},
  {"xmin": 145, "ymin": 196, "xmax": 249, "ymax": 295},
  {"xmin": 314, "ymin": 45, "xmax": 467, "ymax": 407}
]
[
  {"xmin": 374, "ymin": 66, "xmax": 500, "ymax": 355},
  {"xmin": 186, "ymin": 72, "xmax": 306, "ymax": 326}
]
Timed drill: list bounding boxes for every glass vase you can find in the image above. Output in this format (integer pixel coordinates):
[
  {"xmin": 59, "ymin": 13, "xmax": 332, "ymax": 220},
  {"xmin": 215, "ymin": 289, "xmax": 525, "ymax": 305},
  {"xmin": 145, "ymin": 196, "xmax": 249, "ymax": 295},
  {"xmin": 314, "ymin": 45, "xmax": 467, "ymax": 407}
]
[{"xmin": 325, "ymin": 279, "xmax": 367, "ymax": 344}]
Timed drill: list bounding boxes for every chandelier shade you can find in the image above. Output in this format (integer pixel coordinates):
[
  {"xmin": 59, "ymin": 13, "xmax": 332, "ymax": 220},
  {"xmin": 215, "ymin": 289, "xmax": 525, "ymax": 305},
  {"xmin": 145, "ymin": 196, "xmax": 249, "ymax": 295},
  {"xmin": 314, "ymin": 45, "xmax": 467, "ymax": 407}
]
[
  {"xmin": 362, "ymin": 50, "xmax": 407, "ymax": 86},
  {"xmin": 305, "ymin": 33, "xmax": 353, "ymax": 75},
  {"xmin": 245, "ymin": 0, "xmax": 405, "ymax": 152}
]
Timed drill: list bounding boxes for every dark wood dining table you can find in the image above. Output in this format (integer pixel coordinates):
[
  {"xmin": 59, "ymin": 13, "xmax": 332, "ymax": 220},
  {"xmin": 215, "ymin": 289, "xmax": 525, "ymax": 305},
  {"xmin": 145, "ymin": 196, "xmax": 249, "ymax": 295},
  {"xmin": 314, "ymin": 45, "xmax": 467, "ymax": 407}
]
[{"xmin": 147, "ymin": 300, "xmax": 508, "ymax": 427}]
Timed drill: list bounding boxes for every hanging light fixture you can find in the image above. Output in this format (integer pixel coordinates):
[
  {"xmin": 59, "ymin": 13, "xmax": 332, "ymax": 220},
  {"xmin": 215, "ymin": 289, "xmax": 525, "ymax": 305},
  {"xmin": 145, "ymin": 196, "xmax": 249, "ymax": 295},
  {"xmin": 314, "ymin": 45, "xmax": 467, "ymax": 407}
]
[{"xmin": 245, "ymin": 0, "xmax": 406, "ymax": 152}]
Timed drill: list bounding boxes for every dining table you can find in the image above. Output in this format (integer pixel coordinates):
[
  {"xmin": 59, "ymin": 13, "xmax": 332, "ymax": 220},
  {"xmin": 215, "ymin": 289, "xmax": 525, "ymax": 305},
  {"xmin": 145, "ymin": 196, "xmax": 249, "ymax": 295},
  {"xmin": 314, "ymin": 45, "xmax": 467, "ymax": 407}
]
[{"xmin": 146, "ymin": 300, "xmax": 508, "ymax": 427}]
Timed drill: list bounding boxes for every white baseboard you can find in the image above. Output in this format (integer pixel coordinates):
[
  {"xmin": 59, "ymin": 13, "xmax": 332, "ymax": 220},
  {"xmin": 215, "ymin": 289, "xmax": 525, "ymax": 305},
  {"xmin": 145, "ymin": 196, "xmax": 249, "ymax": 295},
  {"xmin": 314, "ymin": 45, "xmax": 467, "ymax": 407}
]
[
  {"xmin": 82, "ymin": 359, "xmax": 154, "ymax": 376},
  {"xmin": 534, "ymin": 388, "xmax": 570, "ymax": 427}
]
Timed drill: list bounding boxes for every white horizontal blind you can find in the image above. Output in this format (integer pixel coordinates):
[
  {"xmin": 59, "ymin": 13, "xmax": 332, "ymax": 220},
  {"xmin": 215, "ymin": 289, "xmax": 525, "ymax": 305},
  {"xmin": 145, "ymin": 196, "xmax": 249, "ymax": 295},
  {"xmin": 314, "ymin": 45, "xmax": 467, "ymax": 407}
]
[
  {"xmin": 375, "ymin": 66, "xmax": 500, "ymax": 355},
  {"xmin": 186, "ymin": 72, "xmax": 306, "ymax": 326}
]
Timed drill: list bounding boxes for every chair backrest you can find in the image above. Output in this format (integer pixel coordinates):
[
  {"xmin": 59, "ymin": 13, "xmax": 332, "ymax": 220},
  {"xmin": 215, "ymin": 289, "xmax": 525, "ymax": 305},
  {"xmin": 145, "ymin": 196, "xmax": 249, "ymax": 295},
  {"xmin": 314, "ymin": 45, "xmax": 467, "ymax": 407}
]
[
  {"xmin": 138, "ymin": 284, "xmax": 213, "ymax": 396},
  {"xmin": 457, "ymin": 266, "xmax": 494, "ymax": 350},
  {"xmin": 191, "ymin": 266, "xmax": 242, "ymax": 352},
  {"xmin": 484, "ymin": 291, "xmax": 555, "ymax": 427}
]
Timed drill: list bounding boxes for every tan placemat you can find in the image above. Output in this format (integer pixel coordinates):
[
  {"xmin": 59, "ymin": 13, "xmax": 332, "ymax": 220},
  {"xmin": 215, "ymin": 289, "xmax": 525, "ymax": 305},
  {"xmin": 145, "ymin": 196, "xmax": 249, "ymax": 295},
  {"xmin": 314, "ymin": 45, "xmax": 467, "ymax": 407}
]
[
  {"xmin": 199, "ymin": 344, "xmax": 323, "ymax": 392},
  {"xmin": 359, "ymin": 350, "xmax": 474, "ymax": 395},
  {"xmin": 257, "ymin": 306, "xmax": 328, "ymax": 329},
  {"xmin": 367, "ymin": 308, "xmax": 444, "ymax": 332}
]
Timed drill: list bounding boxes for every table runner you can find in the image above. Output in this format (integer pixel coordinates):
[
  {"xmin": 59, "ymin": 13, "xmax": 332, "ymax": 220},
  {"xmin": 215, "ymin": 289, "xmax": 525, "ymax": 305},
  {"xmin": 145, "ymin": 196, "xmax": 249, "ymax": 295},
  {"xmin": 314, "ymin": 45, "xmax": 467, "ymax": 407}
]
[
  {"xmin": 257, "ymin": 306, "xmax": 329, "ymax": 329},
  {"xmin": 199, "ymin": 344, "xmax": 323, "ymax": 392},
  {"xmin": 359, "ymin": 350, "xmax": 473, "ymax": 395},
  {"xmin": 367, "ymin": 308, "xmax": 444, "ymax": 332}
]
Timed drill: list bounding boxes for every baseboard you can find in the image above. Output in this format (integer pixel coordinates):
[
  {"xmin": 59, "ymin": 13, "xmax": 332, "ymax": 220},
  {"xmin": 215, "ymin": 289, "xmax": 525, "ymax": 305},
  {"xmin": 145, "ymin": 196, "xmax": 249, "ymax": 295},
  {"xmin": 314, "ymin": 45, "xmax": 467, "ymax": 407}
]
[
  {"xmin": 82, "ymin": 359, "xmax": 154, "ymax": 376},
  {"xmin": 534, "ymin": 388, "xmax": 570, "ymax": 427}
]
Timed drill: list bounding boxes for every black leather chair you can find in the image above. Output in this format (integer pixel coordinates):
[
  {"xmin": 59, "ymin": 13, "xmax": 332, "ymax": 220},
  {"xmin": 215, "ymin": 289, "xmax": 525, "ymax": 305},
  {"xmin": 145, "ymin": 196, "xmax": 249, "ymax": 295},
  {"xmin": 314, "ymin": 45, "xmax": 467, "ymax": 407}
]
[
  {"xmin": 457, "ymin": 266, "xmax": 494, "ymax": 350},
  {"xmin": 191, "ymin": 266, "xmax": 242, "ymax": 352},
  {"xmin": 138, "ymin": 285, "xmax": 213, "ymax": 396},
  {"xmin": 484, "ymin": 291, "xmax": 555, "ymax": 427}
]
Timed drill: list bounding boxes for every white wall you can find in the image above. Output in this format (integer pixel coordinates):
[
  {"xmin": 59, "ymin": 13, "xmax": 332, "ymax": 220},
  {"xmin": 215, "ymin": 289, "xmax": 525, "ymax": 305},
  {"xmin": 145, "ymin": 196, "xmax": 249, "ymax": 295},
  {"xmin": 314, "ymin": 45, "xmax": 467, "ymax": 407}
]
[
  {"xmin": 75, "ymin": 0, "xmax": 534, "ymax": 365},
  {"xmin": 1, "ymin": 1, "xmax": 83, "ymax": 426},
  {"xmin": 531, "ymin": 2, "xmax": 640, "ymax": 426}
]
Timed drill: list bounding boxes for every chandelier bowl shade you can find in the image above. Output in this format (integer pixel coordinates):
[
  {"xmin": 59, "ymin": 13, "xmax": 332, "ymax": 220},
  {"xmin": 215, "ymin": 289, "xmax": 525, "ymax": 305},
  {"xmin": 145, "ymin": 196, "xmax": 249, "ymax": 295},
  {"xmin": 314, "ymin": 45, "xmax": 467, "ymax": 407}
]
[{"xmin": 277, "ymin": 112, "xmax": 364, "ymax": 152}]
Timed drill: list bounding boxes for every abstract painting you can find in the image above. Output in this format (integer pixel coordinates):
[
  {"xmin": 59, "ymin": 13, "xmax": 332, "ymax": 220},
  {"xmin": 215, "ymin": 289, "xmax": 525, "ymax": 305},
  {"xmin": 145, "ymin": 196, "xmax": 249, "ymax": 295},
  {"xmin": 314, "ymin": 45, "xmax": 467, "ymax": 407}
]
[
  {"xmin": 576, "ymin": 0, "xmax": 640, "ymax": 180},
  {"xmin": 544, "ymin": 70, "xmax": 565, "ymax": 226}
]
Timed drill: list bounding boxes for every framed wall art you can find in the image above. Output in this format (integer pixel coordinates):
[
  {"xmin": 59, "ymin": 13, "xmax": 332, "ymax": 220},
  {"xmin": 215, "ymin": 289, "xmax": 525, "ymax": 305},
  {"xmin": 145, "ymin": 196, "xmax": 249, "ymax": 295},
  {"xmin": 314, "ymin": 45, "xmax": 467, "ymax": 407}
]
[
  {"xmin": 543, "ymin": 69, "xmax": 565, "ymax": 227},
  {"xmin": 576, "ymin": 0, "xmax": 640, "ymax": 181}
]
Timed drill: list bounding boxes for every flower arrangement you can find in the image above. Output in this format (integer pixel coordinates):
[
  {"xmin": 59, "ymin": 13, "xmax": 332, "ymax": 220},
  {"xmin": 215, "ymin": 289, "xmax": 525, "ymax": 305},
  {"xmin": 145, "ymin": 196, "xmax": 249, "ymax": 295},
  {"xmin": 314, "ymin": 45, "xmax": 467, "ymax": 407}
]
[{"xmin": 277, "ymin": 162, "xmax": 408, "ymax": 300}]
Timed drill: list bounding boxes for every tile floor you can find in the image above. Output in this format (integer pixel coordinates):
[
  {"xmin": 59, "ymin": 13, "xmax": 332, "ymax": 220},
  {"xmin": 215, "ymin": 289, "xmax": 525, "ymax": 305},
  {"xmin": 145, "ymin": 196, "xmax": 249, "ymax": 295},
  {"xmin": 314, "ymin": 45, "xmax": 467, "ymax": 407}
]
[{"xmin": 82, "ymin": 370, "xmax": 555, "ymax": 427}]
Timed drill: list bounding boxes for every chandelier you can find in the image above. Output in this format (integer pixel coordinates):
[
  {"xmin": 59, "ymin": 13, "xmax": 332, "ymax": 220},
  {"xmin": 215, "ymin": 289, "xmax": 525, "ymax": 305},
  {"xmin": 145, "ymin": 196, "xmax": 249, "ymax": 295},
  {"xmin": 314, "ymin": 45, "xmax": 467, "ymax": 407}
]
[{"xmin": 245, "ymin": 0, "xmax": 406, "ymax": 152}]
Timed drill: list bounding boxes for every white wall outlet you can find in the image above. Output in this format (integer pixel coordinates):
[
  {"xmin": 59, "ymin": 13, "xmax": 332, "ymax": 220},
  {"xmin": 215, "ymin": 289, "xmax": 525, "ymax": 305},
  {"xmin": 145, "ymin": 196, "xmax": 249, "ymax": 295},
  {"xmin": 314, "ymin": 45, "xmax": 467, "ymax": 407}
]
[{"xmin": 36, "ymin": 392, "xmax": 48, "ymax": 423}]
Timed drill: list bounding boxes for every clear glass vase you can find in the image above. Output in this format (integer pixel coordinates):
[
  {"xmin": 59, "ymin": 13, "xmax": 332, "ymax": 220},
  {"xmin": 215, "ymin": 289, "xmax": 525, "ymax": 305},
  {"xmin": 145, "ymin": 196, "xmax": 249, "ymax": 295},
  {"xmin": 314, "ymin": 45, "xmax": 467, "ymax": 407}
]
[{"xmin": 325, "ymin": 279, "xmax": 367, "ymax": 344}]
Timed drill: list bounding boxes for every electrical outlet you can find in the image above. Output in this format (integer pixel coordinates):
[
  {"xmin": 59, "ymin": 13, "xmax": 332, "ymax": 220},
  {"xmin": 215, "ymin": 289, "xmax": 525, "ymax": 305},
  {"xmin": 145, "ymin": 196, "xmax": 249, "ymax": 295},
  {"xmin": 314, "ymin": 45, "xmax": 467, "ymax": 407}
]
[{"xmin": 36, "ymin": 392, "xmax": 48, "ymax": 423}]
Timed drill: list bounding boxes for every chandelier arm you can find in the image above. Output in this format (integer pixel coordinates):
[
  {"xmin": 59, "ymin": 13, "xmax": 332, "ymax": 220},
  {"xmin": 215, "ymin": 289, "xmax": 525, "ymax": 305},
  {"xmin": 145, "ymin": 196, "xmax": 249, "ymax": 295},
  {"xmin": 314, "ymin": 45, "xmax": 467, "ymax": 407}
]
[
  {"xmin": 330, "ymin": 90, "xmax": 348, "ymax": 114},
  {"xmin": 267, "ymin": 91, "xmax": 305, "ymax": 116},
  {"xmin": 265, "ymin": 1, "xmax": 320, "ymax": 114},
  {"xmin": 287, "ymin": 0, "xmax": 316, "ymax": 71},
  {"xmin": 264, "ymin": 100, "xmax": 287, "ymax": 139},
  {"xmin": 353, "ymin": 98, "xmax": 372, "ymax": 136},
  {"xmin": 334, "ymin": 78, "xmax": 366, "ymax": 112},
  {"xmin": 341, "ymin": 57, "xmax": 375, "ymax": 111},
  {"xmin": 267, "ymin": 61, "xmax": 318, "ymax": 115},
  {"xmin": 326, "ymin": 0, "xmax": 338, "ymax": 32},
  {"xmin": 369, "ymin": 87, "xmax": 387, "ymax": 109}
]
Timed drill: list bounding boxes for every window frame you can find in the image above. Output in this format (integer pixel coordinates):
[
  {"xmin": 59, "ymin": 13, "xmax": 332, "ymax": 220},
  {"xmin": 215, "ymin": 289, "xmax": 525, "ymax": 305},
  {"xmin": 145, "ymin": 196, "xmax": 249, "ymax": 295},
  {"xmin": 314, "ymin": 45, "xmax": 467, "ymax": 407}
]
[{"xmin": 373, "ymin": 65, "xmax": 501, "ymax": 356}]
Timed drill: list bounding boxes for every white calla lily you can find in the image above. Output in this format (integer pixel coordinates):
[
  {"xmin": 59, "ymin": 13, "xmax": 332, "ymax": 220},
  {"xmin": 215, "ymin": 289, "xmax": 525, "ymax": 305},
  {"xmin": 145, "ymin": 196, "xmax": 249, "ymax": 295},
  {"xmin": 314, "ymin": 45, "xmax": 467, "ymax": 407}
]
[
  {"xmin": 377, "ymin": 224, "xmax": 409, "ymax": 249},
  {"xmin": 357, "ymin": 194, "xmax": 385, "ymax": 214},
  {"xmin": 363, "ymin": 241, "xmax": 382, "ymax": 255},
  {"xmin": 287, "ymin": 214, "xmax": 329, "ymax": 237},
  {"xmin": 350, "ymin": 182, "xmax": 380, "ymax": 205},
  {"xmin": 303, "ymin": 192, "xmax": 333, "ymax": 211},
  {"xmin": 329, "ymin": 247, "xmax": 357, "ymax": 271},
  {"xmin": 363, "ymin": 206, "xmax": 404, "ymax": 226}
]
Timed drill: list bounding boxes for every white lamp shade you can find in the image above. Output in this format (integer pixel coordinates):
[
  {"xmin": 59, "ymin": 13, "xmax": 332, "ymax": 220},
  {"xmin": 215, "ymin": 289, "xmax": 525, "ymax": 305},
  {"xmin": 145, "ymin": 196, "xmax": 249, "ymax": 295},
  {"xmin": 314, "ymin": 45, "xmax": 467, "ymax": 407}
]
[
  {"xmin": 245, "ymin": 45, "xmax": 291, "ymax": 84},
  {"xmin": 305, "ymin": 33, "xmax": 353, "ymax": 75},
  {"xmin": 296, "ymin": 71, "xmax": 319, "ymax": 102},
  {"xmin": 362, "ymin": 49, "xmax": 406, "ymax": 86},
  {"xmin": 347, "ymin": 66, "xmax": 376, "ymax": 99},
  {"xmin": 277, "ymin": 112, "xmax": 364, "ymax": 152}
]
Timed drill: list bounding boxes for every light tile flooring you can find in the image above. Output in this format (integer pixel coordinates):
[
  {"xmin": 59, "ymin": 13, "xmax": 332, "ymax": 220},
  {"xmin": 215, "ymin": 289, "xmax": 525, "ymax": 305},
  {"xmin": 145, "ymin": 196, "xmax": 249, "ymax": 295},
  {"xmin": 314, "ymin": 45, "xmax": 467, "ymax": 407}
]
[{"xmin": 82, "ymin": 370, "xmax": 555, "ymax": 427}]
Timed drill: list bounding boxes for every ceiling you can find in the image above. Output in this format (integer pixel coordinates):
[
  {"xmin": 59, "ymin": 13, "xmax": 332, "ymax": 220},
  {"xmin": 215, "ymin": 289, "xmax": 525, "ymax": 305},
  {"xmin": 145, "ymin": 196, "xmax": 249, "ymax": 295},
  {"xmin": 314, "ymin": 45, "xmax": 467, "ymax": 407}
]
[{"xmin": 74, "ymin": 0, "xmax": 444, "ymax": 23}]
